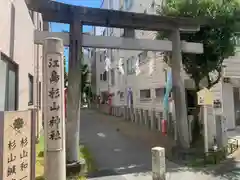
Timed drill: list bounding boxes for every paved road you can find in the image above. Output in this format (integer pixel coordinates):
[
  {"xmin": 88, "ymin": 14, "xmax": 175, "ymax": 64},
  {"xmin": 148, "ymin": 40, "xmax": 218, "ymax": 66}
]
[{"xmin": 80, "ymin": 109, "xmax": 240, "ymax": 180}]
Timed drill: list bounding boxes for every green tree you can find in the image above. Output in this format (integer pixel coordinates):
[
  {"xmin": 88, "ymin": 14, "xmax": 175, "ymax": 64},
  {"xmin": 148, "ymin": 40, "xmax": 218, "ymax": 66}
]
[
  {"xmin": 64, "ymin": 55, "xmax": 91, "ymax": 96},
  {"xmin": 157, "ymin": 0, "xmax": 240, "ymax": 143},
  {"xmin": 81, "ymin": 63, "xmax": 92, "ymax": 101}
]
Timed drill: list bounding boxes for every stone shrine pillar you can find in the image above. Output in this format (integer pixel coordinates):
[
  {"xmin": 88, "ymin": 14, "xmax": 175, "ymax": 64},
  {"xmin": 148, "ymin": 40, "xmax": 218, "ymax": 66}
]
[{"xmin": 43, "ymin": 37, "xmax": 66, "ymax": 180}]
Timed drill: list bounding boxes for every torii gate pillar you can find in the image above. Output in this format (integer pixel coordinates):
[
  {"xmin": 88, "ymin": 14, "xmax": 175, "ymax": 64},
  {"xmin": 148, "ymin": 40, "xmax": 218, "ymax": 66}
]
[
  {"xmin": 65, "ymin": 20, "xmax": 83, "ymax": 166},
  {"xmin": 171, "ymin": 29, "xmax": 190, "ymax": 148}
]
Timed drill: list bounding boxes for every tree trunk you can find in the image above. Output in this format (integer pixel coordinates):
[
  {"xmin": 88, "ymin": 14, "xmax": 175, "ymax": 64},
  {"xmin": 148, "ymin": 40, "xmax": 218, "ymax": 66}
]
[{"xmin": 66, "ymin": 21, "xmax": 82, "ymax": 163}]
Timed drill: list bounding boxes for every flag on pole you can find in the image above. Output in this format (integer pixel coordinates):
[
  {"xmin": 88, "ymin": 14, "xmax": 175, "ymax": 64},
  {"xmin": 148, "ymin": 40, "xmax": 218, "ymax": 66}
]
[
  {"xmin": 149, "ymin": 59, "xmax": 154, "ymax": 75},
  {"xmin": 127, "ymin": 87, "xmax": 132, "ymax": 108},
  {"xmin": 163, "ymin": 69, "xmax": 172, "ymax": 112},
  {"xmin": 118, "ymin": 58, "xmax": 125, "ymax": 75},
  {"xmin": 105, "ymin": 57, "xmax": 111, "ymax": 72}
]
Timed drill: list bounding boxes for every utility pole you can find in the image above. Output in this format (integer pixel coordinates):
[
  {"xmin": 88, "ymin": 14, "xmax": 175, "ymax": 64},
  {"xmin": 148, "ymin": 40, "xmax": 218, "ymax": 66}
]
[{"xmin": 43, "ymin": 37, "xmax": 66, "ymax": 180}]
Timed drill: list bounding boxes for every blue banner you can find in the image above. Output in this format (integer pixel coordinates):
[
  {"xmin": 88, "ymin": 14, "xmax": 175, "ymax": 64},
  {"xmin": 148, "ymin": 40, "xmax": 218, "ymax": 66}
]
[{"xmin": 163, "ymin": 70, "xmax": 172, "ymax": 112}]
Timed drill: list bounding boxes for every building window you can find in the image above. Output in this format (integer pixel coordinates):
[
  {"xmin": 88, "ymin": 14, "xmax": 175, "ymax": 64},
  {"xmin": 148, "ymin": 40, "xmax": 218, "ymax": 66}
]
[
  {"xmin": 155, "ymin": 88, "xmax": 172, "ymax": 98},
  {"xmin": 102, "ymin": 71, "xmax": 107, "ymax": 81},
  {"xmin": 120, "ymin": 0, "xmax": 124, "ymax": 10},
  {"xmin": 127, "ymin": 56, "xmax": 135, "ymax": 74},
  {"xmin": 163, "ymin": 68, "xmax": 168, "ymax": 82},
  {"xmin": 109, "ymin": 0, "xmax": 113, "ymax": 9},
  {"xmin": 39, "ymin": 21, "xmax": 42, "ymax": 31},
  {"xmin": 155, "ymin": 88, "xmax": 165, "ymax": 98},
  {"xmin": 140, "ymin": 89, "xmax": 151, "ymax": 99},
  {"xmin": 120, "ymin": 92, "xmax": 124, "ymax": 100},
  {"xmin": 103, "ymin": 29, "xmax": 106, "ymax": 36},
  {"xmin": 110, "ymin": 50, "xmax": 114, "ymax": 62},
  {"xmin": 28, "ymin": 10, "xmax": 34, "ymax": 22},
  {"xmin": 155, "ymin": 88, "xmax": 164, "ymax": 98},
  {"xmin": 28, "ymin": 74, "xmax": 34, "ymax": 106},
  {"xmin": 122, "ymin": 28, "xmax": 135, "ymax": 38},
  {"xmin": 151, "ymin": 0, "xmax": 156, "ymax": 9},
  {"xmin": 138, "ymin": 51, "xmax": 148, "ymax": 64},
  {"xmin": 0, "ymin": 53, "xmax": 18, "ymax": 111}
]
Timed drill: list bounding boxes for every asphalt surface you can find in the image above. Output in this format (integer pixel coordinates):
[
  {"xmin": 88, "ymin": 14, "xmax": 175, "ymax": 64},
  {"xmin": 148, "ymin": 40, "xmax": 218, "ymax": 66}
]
[{"xmin": 80, "ymin": 109, "xmax": 240, "ymax": 180}]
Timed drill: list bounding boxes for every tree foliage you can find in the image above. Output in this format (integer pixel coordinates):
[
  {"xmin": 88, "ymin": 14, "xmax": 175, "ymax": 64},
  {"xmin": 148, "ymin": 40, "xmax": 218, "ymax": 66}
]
[
  {"xmin": 81, "ymin": 63, "xmax": 91, "ymax": 98},
  {"xmin": 157, "ymin": 0, "xmax": 240, "ymax": 90},
  {"xmin": 64, "ymin": 55, "xmax": 91, "ymax": 96}
]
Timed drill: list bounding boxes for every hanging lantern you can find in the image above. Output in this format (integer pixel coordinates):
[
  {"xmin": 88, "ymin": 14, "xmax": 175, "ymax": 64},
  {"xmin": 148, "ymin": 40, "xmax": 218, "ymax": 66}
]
[{"xmin": 161, "ymin": 119, "xmax": 167, "ymax": 136}]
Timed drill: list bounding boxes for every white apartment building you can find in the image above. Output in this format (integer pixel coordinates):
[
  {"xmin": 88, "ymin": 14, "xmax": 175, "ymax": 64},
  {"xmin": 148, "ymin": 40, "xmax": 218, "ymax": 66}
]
[
  {"xmin": 0, "ymin": 0, "xmax": 46, "ymax": 133},
  {"xmin": 91, "ymin": 0, "xmax": 240, "ymax": 130}
]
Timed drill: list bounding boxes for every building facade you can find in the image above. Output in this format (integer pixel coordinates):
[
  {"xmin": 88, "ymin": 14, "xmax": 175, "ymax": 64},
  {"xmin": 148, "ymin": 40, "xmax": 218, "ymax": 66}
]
[
  {"xmin": 0, "ymin": 0, "xmax": 44, "ymax": 124},
  {"xmin": 91, "ymin": 0, "xmax": 240, "ymax": 130}
]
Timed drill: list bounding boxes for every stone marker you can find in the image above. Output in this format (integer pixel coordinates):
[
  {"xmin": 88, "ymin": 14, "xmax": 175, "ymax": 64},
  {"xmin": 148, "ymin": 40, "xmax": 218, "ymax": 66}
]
[
  {"xmin": 152, "ymin": 147, "xmax": 166, "ymax": 180},
  {"xmin": 43, "ymin": 37, "xmax": 66, "ymax": 180},
  {"xmin": 0, "ymin": 110, "xmax": 36, "ymax": 180}
]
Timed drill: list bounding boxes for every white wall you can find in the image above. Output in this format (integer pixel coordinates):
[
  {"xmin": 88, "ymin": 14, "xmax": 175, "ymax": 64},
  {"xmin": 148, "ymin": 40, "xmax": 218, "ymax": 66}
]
[
  {"xmin": 0, "ymin": 0, "xmax": 42, "ymax": 110},
  {"xmin": 222, "ymin": 82, "xmax": 235, "ymax": 130}
]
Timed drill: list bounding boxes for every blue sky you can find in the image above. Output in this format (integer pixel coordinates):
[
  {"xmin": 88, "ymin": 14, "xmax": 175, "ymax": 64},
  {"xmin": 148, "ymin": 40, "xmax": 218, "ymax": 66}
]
[{"xmin": 51, "ymin": 0, "xmax": 102, "ymax": 72}]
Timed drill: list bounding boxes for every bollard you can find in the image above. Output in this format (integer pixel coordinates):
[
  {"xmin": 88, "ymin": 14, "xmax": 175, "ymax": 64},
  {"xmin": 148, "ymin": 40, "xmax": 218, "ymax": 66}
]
[
  {"xmin": 127, "ymin": 107, "xmax": 131, "ymax": 121},
  {"xmin": 144, "ymin": 110, "xmax": 148, "ymax": 125},
  {"xmin": 124, "ymin": 106, "xmax": 127, "ymax": 120},
  {"xmin": 152, "ymin": 147, "xmax": 166, "ymax": 180},
  {"xmin": 113, "ymin": 106, "xmax": 116, "ymax": 116},
  {"xmin": 116, "ymin": 106, "xmax": 118, "ymax": 117},
  {"xmin": 134, "ymin": 108, "xmax": 138, "ymax": 124},
  {"xmin": 121, "ymin": 106, "xmax": 124, "ymax": 117},
  {"xmin": 130, "ymin": 108, "xmax": 134, "ymax": 122},
  {"xmin": 156, "ymin": 112, "xmax": 162, "ymax": 131},
  {"xmin": 150, "ymin": 110, "xmax": 155, "ymax": 130},
  {"xmin": 140, "ymin": 109, "xmax": 144, "ymax": 125}
]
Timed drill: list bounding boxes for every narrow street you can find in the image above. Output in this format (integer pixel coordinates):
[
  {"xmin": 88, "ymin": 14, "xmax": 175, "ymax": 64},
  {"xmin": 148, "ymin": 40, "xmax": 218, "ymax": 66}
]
[{"xmin": 80, "ymin": 109, "xmax": 240, "ymax": 180}]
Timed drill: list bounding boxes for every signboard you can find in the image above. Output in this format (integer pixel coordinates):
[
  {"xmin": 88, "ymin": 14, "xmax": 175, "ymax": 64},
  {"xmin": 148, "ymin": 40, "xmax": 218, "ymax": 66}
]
[
  {"xmin": 197, "ymin": 88, "xmax": 213, "ymax": 105},
  {"xmin": 44, "ymin": 53, "xmax": 64, "ymax": 151},
  {"xmin": 0, "ymin": 110, "xmax": 35, "ymax": 180}
]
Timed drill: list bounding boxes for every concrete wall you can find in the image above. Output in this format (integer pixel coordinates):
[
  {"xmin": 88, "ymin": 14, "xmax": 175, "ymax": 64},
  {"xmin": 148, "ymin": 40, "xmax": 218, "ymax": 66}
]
[{"xmin": 0, "ymin": 0, "xmax": 43, "ymax": 111}]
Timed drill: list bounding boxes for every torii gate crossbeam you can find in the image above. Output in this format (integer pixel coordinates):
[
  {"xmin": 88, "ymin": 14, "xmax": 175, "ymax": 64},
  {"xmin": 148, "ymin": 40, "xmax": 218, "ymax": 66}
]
[
  {"xmin": 35, "ymin": 31, "xmax": 203, "ymax": 53},
  {"xmin": 27, "ymin": 0, "xmax": 208, "ymax": 169}
]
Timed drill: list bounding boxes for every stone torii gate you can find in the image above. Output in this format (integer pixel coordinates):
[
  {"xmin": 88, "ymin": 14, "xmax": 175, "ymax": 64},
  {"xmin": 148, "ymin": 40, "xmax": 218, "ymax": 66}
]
[{"xmin": 27, "ymin": 0, "xmax": 205, "ymax": 167}]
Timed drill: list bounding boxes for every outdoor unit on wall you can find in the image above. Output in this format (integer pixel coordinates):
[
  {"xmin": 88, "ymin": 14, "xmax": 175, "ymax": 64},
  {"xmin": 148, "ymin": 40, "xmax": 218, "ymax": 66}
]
[{"xmin": 223, "ymin": 77, "xmax": 231, "ymax": 83}]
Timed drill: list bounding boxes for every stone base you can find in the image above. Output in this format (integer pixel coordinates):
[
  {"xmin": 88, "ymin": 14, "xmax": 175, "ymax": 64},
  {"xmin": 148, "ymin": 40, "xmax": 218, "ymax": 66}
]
[{"xmin": 66, "ymin": 159, "xmax": 86, "ymax": 177}]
